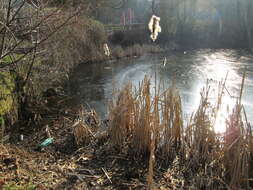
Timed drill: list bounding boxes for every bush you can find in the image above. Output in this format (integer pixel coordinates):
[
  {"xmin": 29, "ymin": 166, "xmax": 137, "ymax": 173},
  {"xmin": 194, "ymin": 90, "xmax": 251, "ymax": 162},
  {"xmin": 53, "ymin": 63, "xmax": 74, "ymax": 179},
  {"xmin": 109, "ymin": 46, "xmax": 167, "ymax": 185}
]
[
  {"xmin": 109, "ymin": 29, "xmax": 150, "ymax": 47},
  {"xmin": 125, "ymin": 44, "xmax": 143, "ymax": 57},
  {"xmin": 142, "ymin": 44, "xmax": 162, "ymax": 54},
  {"xmin": 112, "ymin": 46, "xmax": 124, "ymax": 59},
  {"xmin": 45, "ymin": 14, "xmax": 106, "ymax": 67},
  {"xmin": 24, "ymin": 12, "xmax": 107, "ymax": 97}
]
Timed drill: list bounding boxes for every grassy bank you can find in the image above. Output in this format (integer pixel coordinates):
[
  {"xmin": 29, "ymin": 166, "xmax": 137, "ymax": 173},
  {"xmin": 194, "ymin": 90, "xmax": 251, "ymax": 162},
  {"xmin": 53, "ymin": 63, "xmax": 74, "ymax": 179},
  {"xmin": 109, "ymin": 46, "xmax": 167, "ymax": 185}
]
[
  {"xmin": 108, "ymin": 29, "xmax": 164, "ymax": 59},
  {"xmin": 111, "ymin": 44, "xmax": 162, "ymax": 59}
]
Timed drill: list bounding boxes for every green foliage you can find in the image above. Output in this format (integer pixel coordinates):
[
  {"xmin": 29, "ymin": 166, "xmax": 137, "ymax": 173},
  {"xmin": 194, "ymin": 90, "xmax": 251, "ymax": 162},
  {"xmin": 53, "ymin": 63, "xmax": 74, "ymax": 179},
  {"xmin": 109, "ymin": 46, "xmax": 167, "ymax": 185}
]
[
  {"xmin": 1, "ymin": 54, "xmax": 23, "ymax": 65},
  {"xmin": 159, "ymin": 0, "xmax": 178, "ymax": 36},
  {"xmin": 0, "ymin": 72, "xmax": 15, "ymax": 116},
  {"xmin": 191, "ymin": 19, "xmax": 212, "ymax": 33},
  {"xmin": 2, "ymin": 183, "xmax": 36, "ymax": 190},
  {"xmin": 0, "ymin": 116, "xmax": 4, "ymax": 126},
  {"xmin": 0, "ymin": 115, "xmax": 5, "ymax": 143}
]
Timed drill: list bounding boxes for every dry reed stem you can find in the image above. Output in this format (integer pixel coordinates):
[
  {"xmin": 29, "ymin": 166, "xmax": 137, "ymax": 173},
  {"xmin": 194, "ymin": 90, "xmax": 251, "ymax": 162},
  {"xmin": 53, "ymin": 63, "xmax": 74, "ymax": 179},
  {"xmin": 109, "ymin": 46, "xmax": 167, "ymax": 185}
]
[
  {"xmin": 108, "ymin": 74, "xmax": 252, "ymax": 189},
  {"xmin": 73, "ymin": 121, "xmax": 90, "ymax": 146}
]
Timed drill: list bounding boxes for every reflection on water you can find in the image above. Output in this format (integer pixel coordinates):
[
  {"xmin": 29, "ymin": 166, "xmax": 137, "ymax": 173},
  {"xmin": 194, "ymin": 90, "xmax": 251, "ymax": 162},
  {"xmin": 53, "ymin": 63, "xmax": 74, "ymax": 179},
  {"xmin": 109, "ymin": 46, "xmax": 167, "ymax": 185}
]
[{"xmin": 70, "ymin": 49, "xmax": 253, "ymax": 133}]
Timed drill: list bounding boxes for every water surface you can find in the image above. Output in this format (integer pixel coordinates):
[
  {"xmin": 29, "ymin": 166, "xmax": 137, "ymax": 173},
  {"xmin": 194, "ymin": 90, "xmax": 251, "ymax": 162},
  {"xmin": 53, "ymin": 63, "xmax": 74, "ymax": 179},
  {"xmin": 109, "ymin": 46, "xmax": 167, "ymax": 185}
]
[{"xmin": 71, "ymin": 49, "xmax": 253, "ymax": 133}]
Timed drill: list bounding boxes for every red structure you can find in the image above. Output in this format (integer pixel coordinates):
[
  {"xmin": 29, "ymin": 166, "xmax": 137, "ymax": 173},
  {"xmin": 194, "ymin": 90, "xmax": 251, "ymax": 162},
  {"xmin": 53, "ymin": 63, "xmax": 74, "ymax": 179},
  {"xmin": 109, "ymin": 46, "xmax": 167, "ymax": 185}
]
[{"xmin": 121, "ymin": 8, "xmax": 134, "ymax": 25}]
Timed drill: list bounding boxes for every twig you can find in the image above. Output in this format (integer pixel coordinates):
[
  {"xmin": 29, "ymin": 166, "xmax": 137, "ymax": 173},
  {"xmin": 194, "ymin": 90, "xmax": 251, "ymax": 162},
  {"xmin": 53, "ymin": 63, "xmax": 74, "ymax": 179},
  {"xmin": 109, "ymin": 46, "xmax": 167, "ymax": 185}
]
[
  {"xmin": 86, "ymin": 126, "xmax": 96, "ymax": 138},
  {"xmin": 45, "ymin": 125, "xmax": 51, "ymax": 138},
  {"xmin": 67, "ymin": 172, "xmax": 100, "ymax": 180},
  {"xmin": 102, "ymin": 167, "xmax": 112, "ymax": 184},
  {"xmin": 107, "ymin": 155, "xmax": 129, "ymax": 160},
  {"xmin": 0, "ymin": 7, "xmax": 82, "ymax": 69},
  {"xmin": 239, "ymin": 69, "xmax": 246, "ymax": 105}
]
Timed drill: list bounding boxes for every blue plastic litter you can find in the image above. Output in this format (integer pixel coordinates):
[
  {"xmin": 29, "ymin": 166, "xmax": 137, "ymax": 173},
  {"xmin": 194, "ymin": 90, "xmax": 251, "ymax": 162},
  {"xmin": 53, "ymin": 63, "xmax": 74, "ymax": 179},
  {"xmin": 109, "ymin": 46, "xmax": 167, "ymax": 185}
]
[{"xmin": 39, "ymin": 138, "xmax": 54, "ymax": 148}]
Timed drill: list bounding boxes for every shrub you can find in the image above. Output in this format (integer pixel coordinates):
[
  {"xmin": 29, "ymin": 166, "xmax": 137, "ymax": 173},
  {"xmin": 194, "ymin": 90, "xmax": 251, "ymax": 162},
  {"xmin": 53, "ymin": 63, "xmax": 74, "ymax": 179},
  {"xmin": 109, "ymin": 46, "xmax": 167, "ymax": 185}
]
[
  {"xmin": 112, "ymin": 46, "xmax": 124, "ymax": 59},
  {"xmin": 45, "ymin": 13, "xmax": 106, "ymax": 68},
  {"xmin": 109, "ymin": 29, "xmax": 149, "ymax": 47},
  {"xmin": 23, "ymin": 12, "xmax": 107, "ymax": 97}
]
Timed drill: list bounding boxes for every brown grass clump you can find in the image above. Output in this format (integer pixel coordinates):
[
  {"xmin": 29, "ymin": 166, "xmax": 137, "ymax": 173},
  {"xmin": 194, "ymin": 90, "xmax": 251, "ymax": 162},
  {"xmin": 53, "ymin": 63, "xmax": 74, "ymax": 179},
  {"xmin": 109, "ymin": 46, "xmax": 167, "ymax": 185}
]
[
  {"xmin": 108, "ymin": 77, "xmax": 183, "ymax": 157},
  {"xmin": 73, "ymin": 107, "xmax": 100, "ymax": 147},
  {"xmin": 112, "ymin": 44, "xmax": 163, "ymax": 59},
  {"xmin": 222, "ymin": 72, "xmax": 251, "ymax": 189},
  {"xmin": 112, "ymin": 46, "xmax": 125, "ymax": 59},
  {"xmin": 108, "ymin": 76, "xmax": 183, "ymax": 188},
  {"xmin": 73, "ymin": 121, "xmax": 90, "ymax": 146},
  {"xmin": 125, "ymin": 44, "xmax": 144, "ymax": 57},
  {"xmin": 107, "ymin": 74, "xmax": 253, "ymax": 189},
  {"xmin": 223, "ymin": 102, "xmax": 250, "ymax": 189},
  {"xmin": 108, "ymin": 83, "xmax": 135, "ymax": 148}
]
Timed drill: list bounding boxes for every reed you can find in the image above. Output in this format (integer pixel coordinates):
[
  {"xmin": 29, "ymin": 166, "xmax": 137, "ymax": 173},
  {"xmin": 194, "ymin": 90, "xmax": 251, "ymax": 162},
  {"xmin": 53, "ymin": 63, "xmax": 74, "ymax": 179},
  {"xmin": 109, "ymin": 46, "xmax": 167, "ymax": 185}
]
[
  {"xmin": 223, "ymin": 71, "xmax": 251, "ymax": 189},
  {"xmin": 107, "ymin": 73, "xmax": 253, "ymax": 189},
  {"xmin": 73, "ymin": 107, "xmax": 99, "ymax": 147}
]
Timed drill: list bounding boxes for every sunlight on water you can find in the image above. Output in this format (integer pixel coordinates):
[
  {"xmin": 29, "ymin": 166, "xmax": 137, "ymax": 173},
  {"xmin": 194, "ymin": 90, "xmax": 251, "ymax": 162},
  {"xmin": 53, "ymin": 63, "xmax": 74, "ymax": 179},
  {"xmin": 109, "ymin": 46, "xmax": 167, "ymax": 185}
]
[
  {"xmin": 213, "ymin": 95, "xmax": 237, "ymax": 134},
  {"xmin": 198, "ymin": 52, "xmax": 242, "ymax": 133}
]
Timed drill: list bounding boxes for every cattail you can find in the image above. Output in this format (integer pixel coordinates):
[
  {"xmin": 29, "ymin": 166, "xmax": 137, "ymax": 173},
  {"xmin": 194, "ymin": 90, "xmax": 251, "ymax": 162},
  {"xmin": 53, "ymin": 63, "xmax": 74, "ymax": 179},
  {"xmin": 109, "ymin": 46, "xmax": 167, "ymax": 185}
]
[
  {"xmin": 148, "ymin": 15, "xmax": 161, "ymax": 42},
  {"xmin": 20, "ymin": 134, "xmax": 24, "ymax": 141},
  {"xmin": 163, "ymin": 57, "xmax": 167, "ymax": 67},
  {"xmin": 103, "ymin": 43, "xmax": 110, "ymax": 56}
]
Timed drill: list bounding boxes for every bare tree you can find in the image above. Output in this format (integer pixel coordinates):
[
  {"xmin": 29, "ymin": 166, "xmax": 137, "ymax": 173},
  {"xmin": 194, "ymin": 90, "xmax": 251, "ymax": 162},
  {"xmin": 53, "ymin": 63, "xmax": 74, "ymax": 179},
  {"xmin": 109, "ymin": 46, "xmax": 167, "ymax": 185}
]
[{"xmin": 0, "ymin": 0, "xmax": 83, "ymax": 125}]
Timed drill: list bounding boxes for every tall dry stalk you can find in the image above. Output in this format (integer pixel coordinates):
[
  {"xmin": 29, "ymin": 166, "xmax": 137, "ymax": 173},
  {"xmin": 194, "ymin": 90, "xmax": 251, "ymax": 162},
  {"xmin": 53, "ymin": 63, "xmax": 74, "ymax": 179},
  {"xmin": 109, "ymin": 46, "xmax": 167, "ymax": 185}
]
[
  {"xmin": 108, "ymin": 83, "xmax": 135, "ymax": 148},
  {"xmin": 223, "ymin": 71, "xmax": 251, "ymax": 189},
  {"xmin": 109, "ymin": 76, "xmax": 183, "ymax": 155},
  {"xmin": 108, "ymin": 76, "xmax": 184, "ymax": 188},
  {"xmin": 107, "ymin": 73, "xmax": 253, "ymax": 189}
]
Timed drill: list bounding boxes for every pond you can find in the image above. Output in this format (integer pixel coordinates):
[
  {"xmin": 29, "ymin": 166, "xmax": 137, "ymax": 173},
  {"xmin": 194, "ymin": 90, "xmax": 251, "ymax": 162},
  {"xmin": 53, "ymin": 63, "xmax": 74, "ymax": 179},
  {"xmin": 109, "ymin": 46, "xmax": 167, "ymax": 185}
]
[{"xmin": 70, "ymin": 49, "xmax": 253, "ymax": 133}]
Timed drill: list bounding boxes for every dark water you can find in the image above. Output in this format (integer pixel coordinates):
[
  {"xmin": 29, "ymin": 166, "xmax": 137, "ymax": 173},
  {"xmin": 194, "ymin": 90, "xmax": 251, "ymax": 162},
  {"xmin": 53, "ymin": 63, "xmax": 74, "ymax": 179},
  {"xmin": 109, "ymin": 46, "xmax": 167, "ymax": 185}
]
[{"xmin": 71, "ymin": 49, "xmax": 253, "ymax": 133}]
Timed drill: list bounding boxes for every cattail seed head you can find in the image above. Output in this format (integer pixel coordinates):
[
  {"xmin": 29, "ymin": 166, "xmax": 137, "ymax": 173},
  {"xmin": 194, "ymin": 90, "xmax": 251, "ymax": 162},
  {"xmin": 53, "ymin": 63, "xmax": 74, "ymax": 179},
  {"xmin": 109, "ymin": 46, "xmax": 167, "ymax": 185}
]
[{"xmin": 148, "ymin": 15, "xmax": 161, "ymax": 42}]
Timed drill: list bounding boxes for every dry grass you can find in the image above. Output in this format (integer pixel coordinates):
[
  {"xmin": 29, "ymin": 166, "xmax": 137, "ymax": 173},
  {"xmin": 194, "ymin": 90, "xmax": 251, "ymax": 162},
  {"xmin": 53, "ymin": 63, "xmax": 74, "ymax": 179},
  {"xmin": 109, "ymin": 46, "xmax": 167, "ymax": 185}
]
[
  {"xmin": 73, "ymin": 107, "xmax": 100, "ymax": 147},
  {"xmin": 112, "ymin": 44, "xmax": 162, "ymax": 59},
  {"xmin": 108, "ymin": 76, "xmax": 183, "ymax": 188},
  {"xmin": 108, "ymin": 77, "xmax": 183, "ymax": 156},
  {"xmin": 107, "ymin": 74, "xmax": 253, "ymax": 189},
  {"xmin": 73, "ymin": 121, "xmax": 90, "ymax": 146}
]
